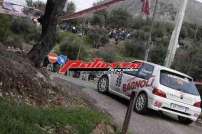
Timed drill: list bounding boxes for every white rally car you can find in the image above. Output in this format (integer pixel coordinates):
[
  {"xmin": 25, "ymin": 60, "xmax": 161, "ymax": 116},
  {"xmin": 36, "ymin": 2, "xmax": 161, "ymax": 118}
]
[{"xmin": 97, "ymin": 60, "xmax": 201, "ymax": 125}]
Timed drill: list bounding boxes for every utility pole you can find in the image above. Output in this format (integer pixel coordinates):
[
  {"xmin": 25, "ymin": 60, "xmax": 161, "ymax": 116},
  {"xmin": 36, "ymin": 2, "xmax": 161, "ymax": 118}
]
[
  {"xmin": 164, "ymin": 0, "xmax": 188, "ymax": 68},
  {"xmin": 144, "ymin": 0, "xmax": 158, "ymax": 61},
  {"xmin": 121, "ymin": 92, "xmax": 136, "ymax": 134}
]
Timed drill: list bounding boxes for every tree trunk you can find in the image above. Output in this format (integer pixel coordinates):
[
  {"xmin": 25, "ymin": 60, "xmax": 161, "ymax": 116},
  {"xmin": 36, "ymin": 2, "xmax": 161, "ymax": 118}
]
[{"xmin": 28, "ymin": 0, "xmax": 67, "ymax": 67}]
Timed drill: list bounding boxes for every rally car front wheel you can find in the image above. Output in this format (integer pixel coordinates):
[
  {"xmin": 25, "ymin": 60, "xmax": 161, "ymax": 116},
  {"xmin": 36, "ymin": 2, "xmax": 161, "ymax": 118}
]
[
  {"xmin": 134, "ymin": 92, "xmax": 148, "ymax": 114},
  {"xmin": 97, "ymin": 76, "xmax": 109, "ymax": 94}
]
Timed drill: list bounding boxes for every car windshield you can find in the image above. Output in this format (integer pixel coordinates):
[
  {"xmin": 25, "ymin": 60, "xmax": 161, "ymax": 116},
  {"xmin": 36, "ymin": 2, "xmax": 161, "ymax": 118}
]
[{"xmin": 160, "ymin": 70, "xmax": 199, "ymax": 96}]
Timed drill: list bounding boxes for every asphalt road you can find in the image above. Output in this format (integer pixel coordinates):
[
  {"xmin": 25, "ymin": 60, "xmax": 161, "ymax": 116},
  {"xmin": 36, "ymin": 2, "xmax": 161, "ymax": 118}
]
[{"xmin": 51, "ymin": 73, "xmax": 202, "ymax": 134}]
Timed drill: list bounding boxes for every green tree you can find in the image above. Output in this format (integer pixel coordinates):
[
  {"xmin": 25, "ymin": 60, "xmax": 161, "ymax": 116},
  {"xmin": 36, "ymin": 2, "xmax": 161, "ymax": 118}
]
[
  {"xmin": 87, "ymin": 28, "xmax": 109, "ymax": 48},
  {"xmin": 33, "ymin": 1, "xmax": 46, "ymax": 11},
  {"xmin": 26, "ymin": 0, "xmax": 33, "ymax": 7},
  {"xmin": 66, "ymin": 1, "xmax": 76, "ymax": 14},
  {"xmin": 10, "ymin": 18, "xmax": 40, "ymax": 43},
  {"xmin": 28, "ymin": 0, "xmax": 67, "ymax": 67},
  {"xmin": 172, "ymin": 41, "xmax": 202, "ymax": 80},
  {"xmin": 24, "ymin": 0, "xmax": 46, "ymax": 13},
  {"xmin": 107, "ymin": 8, "xmax": 133, "ymax": 28},
  {"xmin": 123, "ymin": 39, "xmax": 145, "ymax": 59},
  {"xmin": 150, "ymin": 45, "xmax": 167, "ymax": 65},
  {"xmin": 56, "ymin": 32, "xmax": 90, "ymax": 60},
  {"xmin": 96, "ymin": 50, "xmax": 119, "ymax": 62},
  {"xmin": 90, "ymin": 10, "xmax": 108, "ymax": 27},
  {"xmin": 0, "ymin": 15, "xmax": 11, "ymax": 42},
  {"xmin": 172, "ymin": 23, "xmax": 202, "ymax": 81}
]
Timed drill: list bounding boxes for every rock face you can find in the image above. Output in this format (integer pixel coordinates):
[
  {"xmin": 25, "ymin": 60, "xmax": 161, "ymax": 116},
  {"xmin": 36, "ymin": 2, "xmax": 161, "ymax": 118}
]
[{"xmin": 104, "ymin": 0, "xmax": 202, "ymax": 25}]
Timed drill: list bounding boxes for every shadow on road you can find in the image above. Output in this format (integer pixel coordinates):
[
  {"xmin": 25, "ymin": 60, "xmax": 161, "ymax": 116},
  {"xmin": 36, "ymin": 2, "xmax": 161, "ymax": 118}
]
[{"xmin": 102, "ymin": 91, "xmax": 182, "ymax": 124}]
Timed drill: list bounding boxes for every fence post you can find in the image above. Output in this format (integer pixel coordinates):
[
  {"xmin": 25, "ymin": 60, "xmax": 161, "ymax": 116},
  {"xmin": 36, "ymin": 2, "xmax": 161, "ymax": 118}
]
[{"xmin": 121, "ymin": 92, "xmax": 136, "ymax": 134}]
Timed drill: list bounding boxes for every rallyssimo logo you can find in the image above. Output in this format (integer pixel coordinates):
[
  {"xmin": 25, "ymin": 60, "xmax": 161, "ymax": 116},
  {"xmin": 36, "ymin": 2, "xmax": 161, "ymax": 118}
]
[{"xmin": 59, "ymin": 58, "xmax": 142, "ymax": 74}]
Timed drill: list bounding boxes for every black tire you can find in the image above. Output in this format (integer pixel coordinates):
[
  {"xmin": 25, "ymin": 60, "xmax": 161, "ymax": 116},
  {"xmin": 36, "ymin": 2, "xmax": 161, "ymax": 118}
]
[
  {"xmin": 97, "ymin": 76, "xmax": 109, "ymax": 94},
  {"xmin": 178, "ymin": 116, "xmax": 193, "ymax": 125},
  {"xmin": 134, "ymin": 92, "xmax": 148, "ymax": 114}
]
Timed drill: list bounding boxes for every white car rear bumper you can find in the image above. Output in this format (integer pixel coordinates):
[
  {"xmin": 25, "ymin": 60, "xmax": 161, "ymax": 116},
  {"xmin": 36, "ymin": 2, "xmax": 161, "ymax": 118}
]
[{"xmin": 148, "ymin": 95, "xmax": 201, "ymax": 121}]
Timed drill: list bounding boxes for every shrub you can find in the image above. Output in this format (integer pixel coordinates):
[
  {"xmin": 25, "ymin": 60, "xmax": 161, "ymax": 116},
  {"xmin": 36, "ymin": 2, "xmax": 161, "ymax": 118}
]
[
  {"xmin": 123, "ymin": 40, "xmax": 145, "ymax": 59},
  {"xmin": 87, "ymin": 28, "xmax": 109, "ymax": 48},
  {"xmin": 56, "ymin": 32, "xmax": 91, "ymax": 60},
  {"xmin": 0, "ymin": 15, "xmax": 12, "ymax": 42},
  {"xmin": 107, "ymin": 8, "xmax": 133, "ymax": 28},
  {"xmin": 10, "ymin": 18, "xmax": 40, "ymax": 43},
  {"xmin": 150, "ymin": 45, "xmax": 167, "ymax": 65},
  {"xmin": 95, "ymin": 50, "xmax": 119, "ymax": 62},
  {"xmin": 90, "ymin": 10, "xmax": 108, "ymax": 27},
  {"xmin": 90, "ymin": 14, "xmax": 106, "ymax": 27},
  {"xmin": 0, "ymin": 14, "xmax": 40, "ymax": 46}
]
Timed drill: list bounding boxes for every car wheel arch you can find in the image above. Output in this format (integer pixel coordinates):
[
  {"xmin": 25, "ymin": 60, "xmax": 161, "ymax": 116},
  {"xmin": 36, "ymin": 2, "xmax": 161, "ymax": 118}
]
[
  {"xmin": 134, "ymin": 90, "xmax": 149, "ymax": 114},
  {"xmin": 101, "ymin": 74, "xmax": 109, "ymax": 79},
  {"xmin": 101, "ymin": 74, "xmax": 111, "ymax": 86},
  {"xmin": 136, "ymin": 90, "xmax": 149, "ymax": 105},
  {"xmin": 136, "ymin": 90, "xmax": 148, "ymax": 98}
]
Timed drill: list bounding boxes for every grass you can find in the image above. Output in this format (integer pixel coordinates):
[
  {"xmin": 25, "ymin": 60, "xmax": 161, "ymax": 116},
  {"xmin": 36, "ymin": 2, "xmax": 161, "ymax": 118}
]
[{"xmin": 0, "ymin": 98, "xmax": 111, "ymax": 134}]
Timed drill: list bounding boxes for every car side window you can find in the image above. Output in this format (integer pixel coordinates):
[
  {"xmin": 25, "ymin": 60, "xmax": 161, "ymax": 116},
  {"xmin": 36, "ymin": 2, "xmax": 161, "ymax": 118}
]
[
  {"xmin": 123, "ymin": 70, "xmax": 138, "ymax": 76},
  {"xmin": 137, "ymin": 63, "xmax": 154, "ymax": 80},
  {"xmin": 123, "ymin": 63, "xmax": 154, "ymax": 80},
  {"xmin": 123, "ymin": 61, "xmax": 140, "ymax": 76}
]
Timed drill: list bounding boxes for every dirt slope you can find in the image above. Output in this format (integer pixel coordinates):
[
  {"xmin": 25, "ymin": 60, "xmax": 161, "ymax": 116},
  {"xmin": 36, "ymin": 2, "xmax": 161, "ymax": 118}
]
[{"xmin": 0, "ymin": 43, "xmax": 83, "ymax": 106}]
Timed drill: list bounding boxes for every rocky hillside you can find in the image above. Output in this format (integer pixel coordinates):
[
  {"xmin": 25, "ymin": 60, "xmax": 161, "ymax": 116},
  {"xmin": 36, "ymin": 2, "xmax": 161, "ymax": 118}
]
[{"xmin": 104, "ymin": 0, "xmax": 202, "ymax": 25}]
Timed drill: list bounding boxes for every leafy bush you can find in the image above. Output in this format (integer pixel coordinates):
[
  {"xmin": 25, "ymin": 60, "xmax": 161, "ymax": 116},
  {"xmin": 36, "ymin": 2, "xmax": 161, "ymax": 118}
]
[
  {"xmin": 170, "ymin": 22, "xmax": 202, "ymax": 81},
  {"xmin": 150, "ymin": 45, "xmax": 167, "ymax": 65},
  {"xmin": 0, "ymin": 14, "xmax": 40, "ymax": 46},
  {"xmin": 172, "ymin": 43, "xmax": 202, "ymax": 80},
  {"xmin": 123, "ymin": 40, "xmax": 145, "ymax": 59},
  {"xmin": 95, "ymin": 50, "xmax": 119, "ymax": 62},
  {"xmin": 107, "ymin": 8, "xmax": 133, "ymax": 28},
  {"xmin": 131, "ymin": 17, "xmax": 148, "ymax": 30},
  {"xmin": 11, "ymin": 18, "xmax": 40, "ymax": 43},
  {"xmin": 0, "ymin": 15, "xmax": 12, "ymax": 42},
  {"xmin": 90, "ymin": 14, "xmax": 106, "ymax": 27},
  {"xmin": 87, "ymin": 28, "xmax": 109, "ymax": 48},
  {"xmin": 55, "ymin": 32, "xmax": 91, "ymax": 60}
]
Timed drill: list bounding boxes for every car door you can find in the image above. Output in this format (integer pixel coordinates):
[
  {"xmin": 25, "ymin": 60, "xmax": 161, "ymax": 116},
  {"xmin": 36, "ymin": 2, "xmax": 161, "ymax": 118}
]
[
  {"xmin": 121, "ymin": 63, "xmax": 155, "ymax": 97},
  {"xmin": 109, "ymin": 71, "xmax": 124, "ymax": 93},
  {"xmin": 109, "ymin": 61, "xmax": 142, "ymax": 95}
]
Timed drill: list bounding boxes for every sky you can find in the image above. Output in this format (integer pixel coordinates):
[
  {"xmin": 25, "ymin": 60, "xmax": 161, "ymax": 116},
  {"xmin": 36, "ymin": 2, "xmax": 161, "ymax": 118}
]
[
  {"xmin": 195, "ymin": 0, "xmax": 202, "ymax": 2},
  {"xmin": 33, "ymin": 0, "xmax": 98, "ymax": 11},
  {"xmin": 69, "ymin": 0, "xmax": 98, "ymax": 11}
]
